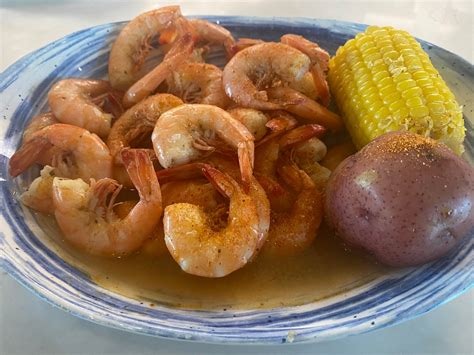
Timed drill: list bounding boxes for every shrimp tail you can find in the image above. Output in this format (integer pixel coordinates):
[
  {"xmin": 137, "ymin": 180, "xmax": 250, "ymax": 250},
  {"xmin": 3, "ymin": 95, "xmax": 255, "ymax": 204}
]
[
  {"xmin": 155, "ymin": 162, "xmax": 207, "ymax": 184},
  {"xmin": 201, "ymin": 164, "xmax": 237, "ymax": 198},
  {"xmin": 9, "ymin": 137, "xmax": 52, "ymax": 177},
  {"xmin": 237, "ymin": 141, "xmax": 254, "ymax": 192},
  {"xmin": 311, "ymin": 62, "xmax": 330, "ymax": 107},
  {"xmin": 121, "ymin": 148, "xmax": 161, "ymax": 202},
  {"xmin": 279, "ymin": 124, "xmax": 326, "ymax": 149},
  {"xmin": 256, "ymin": 115, "xmax": 299, "ymax": 147}
]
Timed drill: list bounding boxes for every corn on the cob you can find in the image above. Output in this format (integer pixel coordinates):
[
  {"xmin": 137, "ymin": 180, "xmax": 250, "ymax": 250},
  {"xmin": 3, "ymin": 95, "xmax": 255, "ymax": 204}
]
[{"xmin": 328, "ymin": 26, "xmax": 465, "ymax": 155}]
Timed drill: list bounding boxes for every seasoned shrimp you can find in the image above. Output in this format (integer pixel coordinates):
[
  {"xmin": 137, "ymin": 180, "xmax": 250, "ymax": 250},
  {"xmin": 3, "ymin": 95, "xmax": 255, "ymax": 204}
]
[
  {"xmin": 293, "ymin": 138, "xmax": 331, "ymax": 190},
  {"xmin": 262, "ymin": 149, "xmax": 323, "ymax": 257},
  {"xmin": 107, "ymin": 93, "xmax": 183, "ymax": 164},
  {"xmin": 108, "ymin": 5, "xmax": 183, "ymax": 91},
  {"xmin": 52, "ymin": 149, "xmax": 162, "ymax": 257},
  {"xmin": 163, "ymin": 164, "xmax": 269, "ymax": 277},
  {"xmin": 229, "ymin": 38, "xmax": 265, "ymax": 56},
  {"xmin": 266, "ymin": 86, "xmax": 343, "ymax": 131},
  {"xmin": 228, "ymin": 108, "xmax": 298, "ymax": 144},
  {"xmin": 159, "ymin": 18, "xmax": 235, "ymax": 59},
  {"xmin": 228, "ymin": 108, "xmax": 269, "ymax": 141},
  {"xmin": 254, "ymin": 124, "xmax": 325, "ymax": 211},
  {"xmin": 20, "ymin": 165, "xmax": 56, "ymax": 214},
  {"xmin": 156, "ymin": 157, "xmax": 270, "ymax": 253},
  {"xmin": 9, "ymin": 123, "xmax": 113, "ymax": 181},
  {"xmin": 222, "ymin": 42, "xmax": 312, "ymax": 110},
  {"xmin": 123, "ymin": 33, "xmax": 194, "ymax": 108},
  {"xmin": 189, "ymin": 19, "xmax": 235, "ymax": 58},
  {"xmin": 48, "ymin": 79, "xmax": 115, "ymax": 138},
  {"xmin": 22, "ymin": 112, "xmax": 58, "ymax": 142},
  {"xmin": 152, "ymin": 104, "xmax": 255, "ymax": 188},
  {"xmin": 165, "ymin": 63, "xmax": 230, "ymax": 108},
  {"xmin": 281, "ymin": 34, "xmax": 331, "ymax": 106}
]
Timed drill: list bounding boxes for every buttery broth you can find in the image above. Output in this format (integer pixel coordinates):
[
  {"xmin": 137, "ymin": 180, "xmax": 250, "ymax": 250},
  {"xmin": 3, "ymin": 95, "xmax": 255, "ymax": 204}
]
[{"xmin": 36, "ymin": 214, "xmax": 386, "ymax": 310}]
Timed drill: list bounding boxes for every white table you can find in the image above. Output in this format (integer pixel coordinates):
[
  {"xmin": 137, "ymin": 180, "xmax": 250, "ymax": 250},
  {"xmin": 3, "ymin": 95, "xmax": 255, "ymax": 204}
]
[{"xmin": 1, "ymin": 1, "xmax": 472, "ymax": 354}]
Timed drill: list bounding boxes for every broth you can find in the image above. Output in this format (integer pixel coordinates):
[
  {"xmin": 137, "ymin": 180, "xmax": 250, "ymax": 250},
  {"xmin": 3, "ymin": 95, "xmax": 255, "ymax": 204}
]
[{"xmin": 37, "ymin": 214, "xmax": 386, "ymax": 310}]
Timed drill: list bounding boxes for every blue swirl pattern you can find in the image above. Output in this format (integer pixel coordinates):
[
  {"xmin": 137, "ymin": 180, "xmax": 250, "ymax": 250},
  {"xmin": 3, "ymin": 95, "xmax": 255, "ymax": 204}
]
[{"xmin": 0, "ymin": 17, "xmax": 472, "ymax": 344}]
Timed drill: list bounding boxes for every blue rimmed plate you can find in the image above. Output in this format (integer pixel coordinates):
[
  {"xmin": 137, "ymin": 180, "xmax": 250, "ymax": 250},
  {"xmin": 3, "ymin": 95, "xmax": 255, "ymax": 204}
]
[{"xmin": 0, "ymin": 17, "xmax": 472, "ymax": 344}]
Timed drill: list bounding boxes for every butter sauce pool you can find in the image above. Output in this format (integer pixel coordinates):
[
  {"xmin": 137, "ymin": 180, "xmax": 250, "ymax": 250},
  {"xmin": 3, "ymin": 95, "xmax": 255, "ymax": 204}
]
[{"xmin": 34, "ymin": 213, "xmax": 386, "ymax": 310}]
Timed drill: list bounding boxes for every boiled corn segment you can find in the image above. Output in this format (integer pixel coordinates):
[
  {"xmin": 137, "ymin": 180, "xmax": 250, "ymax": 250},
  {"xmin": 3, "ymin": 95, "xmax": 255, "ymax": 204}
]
[{"xmin": 328, "ymin": 26, "xmax": 465, "ymax": 154}]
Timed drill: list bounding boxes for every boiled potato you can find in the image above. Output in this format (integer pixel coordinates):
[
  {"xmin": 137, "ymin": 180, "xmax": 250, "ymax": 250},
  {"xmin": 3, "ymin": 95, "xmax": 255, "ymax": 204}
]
[{"xmin": 325, "ymin": 131, "xmax": 474, "ymax": 267}]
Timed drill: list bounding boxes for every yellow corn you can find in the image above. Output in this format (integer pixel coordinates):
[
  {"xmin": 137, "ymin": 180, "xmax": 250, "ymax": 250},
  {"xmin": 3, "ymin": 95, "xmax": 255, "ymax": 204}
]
[{"xmin": 328, "ymin": 26, "xmax": 465, "ymax": 154}]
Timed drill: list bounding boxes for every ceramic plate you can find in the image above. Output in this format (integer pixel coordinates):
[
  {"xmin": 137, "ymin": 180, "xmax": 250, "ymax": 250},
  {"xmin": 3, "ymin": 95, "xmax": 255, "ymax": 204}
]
[{"xmin": 0, "ymin": 16, "xmax": 473, "ymax": 344}]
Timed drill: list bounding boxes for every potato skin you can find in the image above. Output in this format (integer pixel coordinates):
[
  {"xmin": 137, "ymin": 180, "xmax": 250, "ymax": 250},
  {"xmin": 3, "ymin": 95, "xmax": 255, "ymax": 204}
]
[{"xmin": 325, "ymin": 131, "xmax": 474, "ymax": 267}]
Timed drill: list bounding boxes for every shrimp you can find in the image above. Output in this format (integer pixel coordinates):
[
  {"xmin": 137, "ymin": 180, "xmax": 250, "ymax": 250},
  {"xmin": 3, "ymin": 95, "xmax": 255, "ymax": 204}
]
[
  {"xmin": 52, "ymin": 149, "xmax": 162, "ymax": 257},
  {"xmin": 20, "ymin": 165, "xmax": 56, "ymax": 214},
  {"xmin": 228, "ymin": 108, "xmax": 298, "ymax": 145},
  {"xmin": 163, "ymin": 164, "xmax": 269, "ymax": 277},
  {"xmin": 254, "ymin": 124, "xmax": 326, "ymax": 211},
  {"xmin": 48, "ymin": 79, "xmax": 115, "ymax": 138},
  {"xmin": 293, "ymin": 138, "xmax": 331, "ymax": 190},
  {"xmin": 108, "ymin": 5, "xmax": 183, "ymax": 91},
  {"xmin": 262, "ymin": 149, "xmax": 323, "ymax": 257},
  {"xmin": 123, "ymin": 32, "xmax": 194, "ymax": 108},
  {"xmin": 281, "ymin": 34, "xmax": 331, "ymax": 106},
  {"xmin": 107, "ymin": 93, "xmax": 183, "ymax": 165},
  {"xmin": 151, "ymin": 104, "xmax": 255, "ymax": 188},
  {"xmin": 22, "ymin": 112, "xmax": 58, "ymax": 142},
  {"xmin": 229, "ymin": 38, "xmax": 265, "ymax": 56},
  {"xmin": 222, "ymin": 42, "xmax": 312, "ymax": 110},
  {"xmin": 189, "ymin": 19, "xmax": 235, "ymax": 58},
  {"xmin": 159, "ymin": 19, "xmax": 235, "ymax": 59},
  {"xmin": 165, "ymin": 63, "xmax": 230, "ymax": 108},
  {"xmin": 9, "ymin": 123, "xmax": 113, "ymax": 181},
  {"xmin": 266, "ymin": 86, "xmax": 344, "ymax": 131},
  {"xmin": 228, "ymin": 108, "xmax": 269, "ymax": 141}
]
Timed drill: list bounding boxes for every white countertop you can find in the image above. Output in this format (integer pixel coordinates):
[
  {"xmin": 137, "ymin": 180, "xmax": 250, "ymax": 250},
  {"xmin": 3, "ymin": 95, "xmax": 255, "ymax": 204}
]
[{"xmin": 1, "ymin": 1, "xmax": 473, "ymax": 354}]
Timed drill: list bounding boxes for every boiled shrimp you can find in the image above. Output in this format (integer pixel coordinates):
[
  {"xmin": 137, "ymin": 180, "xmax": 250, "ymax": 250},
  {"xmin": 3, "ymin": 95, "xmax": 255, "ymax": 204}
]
[
  {"xmin": 48, "ymin": 79, "xmax": 115, "ymax": 138},
  {"xmin": 159, "ymin": 18, "xmax": 235, "ymax": 59},
  {"xmin": 22, "ymin": 112, "xmax": 58, "ymax": 142},
  {"xmin": 152, "ymin": 104, "xmax": 255, "ymax": 188},
  {"xmin": 123, "ymin": 32, "xmax": 194, "ymax": 108},
  {"xmin": 20, "ymin": 165, "xmax": 56, "ymax": 214},
  {"xmin": 254, "ymin": 124, "xmax": 325, "ymax": 211},
  {"xmin": 108, "ymin": 5, "xmax": 183, "ymax": 91},
  {"xmin": 107, "ymin": 93, "xmax": 183, "ymax": 165},
  {"xmin": 262, "ymin": 149, "xmax": 323, "ymax": 257},
  {"xmin": 293, "ymin": 138, "xmax": 331, "ymax": 190},
  {"xmin": 163, "ymin": 164, "xmax": 269, "ymax": 277},
  {"xmin": 228, "ymin": 108, "xmax": 298, "ymax": 145},
  {"xmin": 266, "ymin": 86, "xmax": 343, "ymax": 131},
  {"xmin": 165, "ymin": 63, "xmax": 230, "ymax": 108},
  {"xmin": 52, "ymin": 149, "xmax": 162, "ymax": 257},
  {"xmin": 222, "ymin": 42, "xmax": 312, "ymax": 110},
  {"xmin": 9, "ymin": 123, "xmax": 113, "ymax": 181},
  {"xmin": 281, "ymin": 34, "xmax": 331, "ymax": 106}
]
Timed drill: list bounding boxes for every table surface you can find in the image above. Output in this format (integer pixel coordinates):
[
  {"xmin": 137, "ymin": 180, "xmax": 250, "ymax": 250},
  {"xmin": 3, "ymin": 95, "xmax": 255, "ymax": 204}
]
[{"xmin": 0, "ymin": 1, "xmax": 473, "ymax": 354}]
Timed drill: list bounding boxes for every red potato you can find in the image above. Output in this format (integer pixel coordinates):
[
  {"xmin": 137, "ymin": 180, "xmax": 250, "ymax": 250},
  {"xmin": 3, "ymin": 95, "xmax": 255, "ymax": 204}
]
[{"xmin": 325, "ymin": 131, "xmax": 474, "ymax": 267}]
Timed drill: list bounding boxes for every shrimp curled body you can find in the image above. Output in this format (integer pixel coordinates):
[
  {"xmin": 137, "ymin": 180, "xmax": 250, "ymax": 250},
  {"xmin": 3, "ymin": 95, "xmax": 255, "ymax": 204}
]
[
  {"xmin": 9, "ymin": 123, "xmax": 113, "ymax": 181},
  {"xmin": 48, "ymin": 79, "xmax": 114, "ymax": 138},
  {"xmin": 152, "ymin": 104, "xmax": 255, "ymax": 187},
  {"xmin": 108, "ymin": 5, "xmax": 183, "ymax": 91},
  {"xmin": 107, "ymin": 93, "xmax": 183, "ymax": 165},
  {"xmin": 52, "ymin": 149, "xmax": 163, "ymax": 257},
  {"xmin": 163, "ymin": 165, "xmax": 269, "ymax": 277},
  {"xmin": 222, "ymin": 42, "xmax": 311, "ymax": 110}
]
